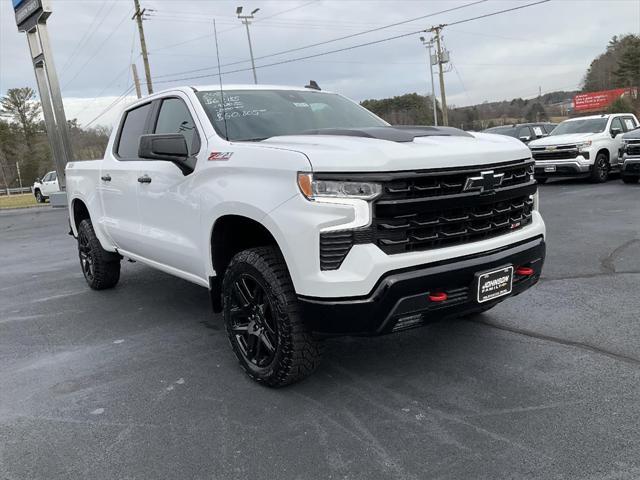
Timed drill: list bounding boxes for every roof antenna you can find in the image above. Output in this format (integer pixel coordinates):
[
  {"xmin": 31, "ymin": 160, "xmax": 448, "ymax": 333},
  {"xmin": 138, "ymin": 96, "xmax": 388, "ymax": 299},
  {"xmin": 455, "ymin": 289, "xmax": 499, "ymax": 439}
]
[
  {"xmin": 213, "ymin": 18, "xmax": 229, "ymax": 140},
  {"xmin": 305, "ymin": 80, "xmax": 321, "ymax": 91}
]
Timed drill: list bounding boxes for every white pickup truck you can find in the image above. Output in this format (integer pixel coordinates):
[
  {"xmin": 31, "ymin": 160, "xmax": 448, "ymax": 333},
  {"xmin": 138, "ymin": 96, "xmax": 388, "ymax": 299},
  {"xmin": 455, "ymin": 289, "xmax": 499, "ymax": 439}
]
[
  {"xmin": 66, "ymin": 84, "xmax": 546, "ymax": 386},
  {"xmin": 529, "ymin": 113, "xmax": 639, "ymax": 183},
  {"xmin": 32, "ymin": 170, "xmax": 60, "ymax": 202}
]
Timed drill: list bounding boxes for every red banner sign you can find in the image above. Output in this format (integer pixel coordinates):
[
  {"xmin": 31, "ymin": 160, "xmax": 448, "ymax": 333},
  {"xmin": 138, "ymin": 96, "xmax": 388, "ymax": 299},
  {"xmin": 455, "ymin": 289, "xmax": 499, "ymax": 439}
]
[{"xmin": 573, "ymin": 88, "xmax": 631, "ymax": 112}]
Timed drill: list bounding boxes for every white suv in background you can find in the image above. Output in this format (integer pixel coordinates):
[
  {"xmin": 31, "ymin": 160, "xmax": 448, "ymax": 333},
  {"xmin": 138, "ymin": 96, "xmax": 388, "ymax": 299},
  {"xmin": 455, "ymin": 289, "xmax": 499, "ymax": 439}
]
[
  {"xmin": 32, "ymin": 170, "xmax": 60, "ymax": 203},
  {"xmin": 529, "ymin": 113, "xmax": 639, "ymax": 183}
]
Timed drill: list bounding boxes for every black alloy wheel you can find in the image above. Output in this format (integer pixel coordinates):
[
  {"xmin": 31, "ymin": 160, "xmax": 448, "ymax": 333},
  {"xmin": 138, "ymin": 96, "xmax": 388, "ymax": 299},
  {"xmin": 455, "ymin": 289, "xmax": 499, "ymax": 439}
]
[
  {"xmin": 228, "ymin": 273, "xmax": 279, "ymax": 370},
  {"xmin": 76, "ymin": 219, "xmax": 121, "ymax": 290},
  {"xmin": 590, "ymin": 154, "xmax": 609, "ymax": 183},
  {"xmin": 222, "ymin": 247, "xmax": 322, "ymax": 387},
  {"xmin": 78, "ymin": 227, "xmax": 95, "ymax": 283}
]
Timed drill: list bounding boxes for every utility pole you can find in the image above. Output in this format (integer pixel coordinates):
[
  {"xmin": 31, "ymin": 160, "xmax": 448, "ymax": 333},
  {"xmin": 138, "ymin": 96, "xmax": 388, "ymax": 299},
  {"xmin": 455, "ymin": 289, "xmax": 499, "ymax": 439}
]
[
  {"xmin": 420, "ymin": 36, "xmax": 438, "ymax": 126},
  {"xmin": 16, "ymin": 162, "xmax": 23, "ymax": 189},
  {"xmin": 429, "ymin": 25, "xmax": 449, "ymax": 126},
  {"xmin": 133, "ymin": 0, "xmax": 153, "ymax": 94},
  {"xmin": 131, "ymin": 63, "xmax": 142, "ymax": 99},
  {"xmin": 236, "ymin": 6, "xmax": 259, "ymax": 84}
]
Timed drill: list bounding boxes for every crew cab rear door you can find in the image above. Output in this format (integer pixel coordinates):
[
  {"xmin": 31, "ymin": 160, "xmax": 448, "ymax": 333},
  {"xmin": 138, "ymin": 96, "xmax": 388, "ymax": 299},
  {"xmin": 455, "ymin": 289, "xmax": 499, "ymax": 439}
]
[
  {"xmin": 134, "ymin": 94, "xmax": 205, "ymax": 279},
  {"xmin": 99, "ymin": 101, "xmax": 152, "ymax": 253}
]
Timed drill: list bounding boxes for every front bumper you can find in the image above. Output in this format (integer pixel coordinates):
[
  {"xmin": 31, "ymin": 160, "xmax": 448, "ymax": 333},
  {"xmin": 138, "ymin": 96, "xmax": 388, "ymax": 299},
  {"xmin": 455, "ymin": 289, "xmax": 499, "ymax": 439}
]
[
  {"xmin": 299, "ymin": 235, "xmax": 545, "ymax": 337},
  {"xmin": 534, "ymin": 158, "xmax": 591, "ymax": 177},
  {"xmin": 622, "ymin": 158, "xmax": 640, "ymax": 176}
]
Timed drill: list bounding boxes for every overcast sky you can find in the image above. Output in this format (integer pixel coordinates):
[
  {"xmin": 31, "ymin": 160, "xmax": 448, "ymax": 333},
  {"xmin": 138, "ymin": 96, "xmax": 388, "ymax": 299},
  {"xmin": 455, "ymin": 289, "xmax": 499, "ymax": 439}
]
[{"xmin": 1, "ymin": 0, "xmax": 639, "ymax": 128}]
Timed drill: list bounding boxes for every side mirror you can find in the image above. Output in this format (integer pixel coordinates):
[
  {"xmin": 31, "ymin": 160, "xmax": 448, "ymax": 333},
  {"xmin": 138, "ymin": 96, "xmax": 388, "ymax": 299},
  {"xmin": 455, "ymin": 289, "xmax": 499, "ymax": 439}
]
[
  {"xmin": 138, "ymin": 134, "xmax": 195, "ymax": 175},
  {"xmin": 611, "ymin": 127, "xmax": 622, "ymax": 138},
  {"xmin": 519, "ymin": 136, "xmax": 531, "ymax": 143}
]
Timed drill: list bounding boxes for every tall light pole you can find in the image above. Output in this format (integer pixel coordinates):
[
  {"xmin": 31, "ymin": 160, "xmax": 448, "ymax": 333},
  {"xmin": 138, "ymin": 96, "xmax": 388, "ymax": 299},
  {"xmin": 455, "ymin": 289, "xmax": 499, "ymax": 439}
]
[
  {"xmin": 236, "ymin": 6, "xmax": 259, "ymax": 84},
  {"xmin": 420, "ymin": 36, "xmax": 438, "ymax": 126}
]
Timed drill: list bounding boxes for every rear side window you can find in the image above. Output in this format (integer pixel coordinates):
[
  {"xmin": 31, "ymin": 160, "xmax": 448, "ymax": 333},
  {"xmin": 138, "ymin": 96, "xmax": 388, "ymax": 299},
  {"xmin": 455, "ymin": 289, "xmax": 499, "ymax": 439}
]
[
  {"xmin": 116, "ymin": 103, "xmax": 152, "ymax": 159},
  {"xmin": 154, "ymin": 98, "xmax": 200, "ymax": 154},
  {"xmin": 622, "ymin": 116, "xmax": 637, "ymax": 131}
]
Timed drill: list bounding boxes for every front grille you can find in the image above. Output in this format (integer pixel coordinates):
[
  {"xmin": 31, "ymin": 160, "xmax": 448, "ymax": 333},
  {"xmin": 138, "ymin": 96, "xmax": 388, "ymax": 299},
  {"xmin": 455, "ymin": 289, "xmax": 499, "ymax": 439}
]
[
  {"xmin": 319, "ymin": 159, "xmax": 536, "ymax": 269},
  {"xmin": 626, "ymin": 141, "xmax": 640, "ymax": 157},
  {"xmin": 373, "ymin": 195, "xmax": 534, "ymax": 255},
  {"xmin": 531, "ymin": 145, "xmax": 579, "ymax": 161}
]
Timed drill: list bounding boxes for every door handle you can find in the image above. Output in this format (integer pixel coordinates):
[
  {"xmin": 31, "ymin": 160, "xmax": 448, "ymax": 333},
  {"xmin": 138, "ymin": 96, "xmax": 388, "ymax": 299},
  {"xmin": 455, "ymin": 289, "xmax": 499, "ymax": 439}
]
[
  {"xmin": 137, "ymin": 175, "xmax": 152, "ymax": 184},
  {"xmin": 101, "ymin": 174, "xmax": 111, "ymax": 182}
]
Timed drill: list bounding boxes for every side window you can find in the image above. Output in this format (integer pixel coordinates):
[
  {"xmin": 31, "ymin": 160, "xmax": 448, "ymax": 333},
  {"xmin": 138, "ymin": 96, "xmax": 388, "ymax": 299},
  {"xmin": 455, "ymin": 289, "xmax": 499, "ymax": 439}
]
[
  {"xmin": 116, "ymin": 102, "xmax": 152, "ymax": 159},
  {"xmin": 610, "ymin": 117, "xmax": 623, "ymax": 133},
  {"xmin": 154, "ymin": 98, "xmax": 200, "ymax": 155},
  {"xmin": 51, "ymin": 172, "xmax": 57, "ymax": 181},
  {"xmin": 622, "ymin": 116, "xmax": 637, "ymax": 131},
  {"xmin": 42, "ymin": 173, "xmax": 51, "ymax": 182},
  {"xmin": 518, "ymin": 126, "xmax": 533, "ymax": 139},
  {"xmin": 544, "ymin": 124, "xmax": 556, "ymax": 134}
]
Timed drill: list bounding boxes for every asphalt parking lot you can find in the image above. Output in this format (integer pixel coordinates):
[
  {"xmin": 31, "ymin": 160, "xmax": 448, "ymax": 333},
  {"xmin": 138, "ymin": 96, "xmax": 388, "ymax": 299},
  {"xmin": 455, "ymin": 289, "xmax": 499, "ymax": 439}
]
[{"xmin": 1, "ymin": 179, "xmax": 639, "ymax": 480}]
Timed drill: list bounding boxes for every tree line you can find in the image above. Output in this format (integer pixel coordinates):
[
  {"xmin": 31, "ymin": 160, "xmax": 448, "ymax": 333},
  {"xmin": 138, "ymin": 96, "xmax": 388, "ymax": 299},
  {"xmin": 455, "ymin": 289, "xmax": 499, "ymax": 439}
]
[{"xmin": 0, "ymin": 87, "xmax": 109, "ymax": 191}]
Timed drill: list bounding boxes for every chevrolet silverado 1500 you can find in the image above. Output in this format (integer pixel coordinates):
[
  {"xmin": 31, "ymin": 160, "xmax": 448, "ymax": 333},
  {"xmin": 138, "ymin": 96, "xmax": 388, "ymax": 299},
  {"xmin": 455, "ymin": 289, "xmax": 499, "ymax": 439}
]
[{"xmin": 66, "ymin": 84, "xmax": 546, "ymax": 386}]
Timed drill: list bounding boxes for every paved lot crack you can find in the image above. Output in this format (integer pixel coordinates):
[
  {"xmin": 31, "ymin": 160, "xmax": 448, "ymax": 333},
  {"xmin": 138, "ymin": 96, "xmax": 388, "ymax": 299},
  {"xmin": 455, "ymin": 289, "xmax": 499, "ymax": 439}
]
[
  {"xmin": 600, "ymin": 238, "xmax": 640, "ymax": 274},
  {"xmin": 468, "ymin": 319, "xmax": 640, "ymax": 367}
]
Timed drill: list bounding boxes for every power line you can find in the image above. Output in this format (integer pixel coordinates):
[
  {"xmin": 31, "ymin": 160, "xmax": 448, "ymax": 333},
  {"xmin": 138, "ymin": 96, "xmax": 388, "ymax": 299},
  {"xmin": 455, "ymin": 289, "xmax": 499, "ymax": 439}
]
[
  {"xmin": 62, "ymin": 7, "xmax": 134, "ymax": 90},
  {"xmin": 60, "ymin": 0, "xmax": 112, "ymax": 72},
  {"xmin": 156, "ymin": 0, "xmax": 550, "ymax": 86},
  {"xmin": 90, "ymin": 0, "xmax": 552, "ymax": 124},
  {"xmin": 153, "ymin": 0, "xmax": 489, "ymax": 80},
  {"xmin": 83, "ymin": 85, "xmax": 136, "ymax": 128},
  {"xmin": 151, "ymin": 1, "xmax": 318, "ymax": 52}
]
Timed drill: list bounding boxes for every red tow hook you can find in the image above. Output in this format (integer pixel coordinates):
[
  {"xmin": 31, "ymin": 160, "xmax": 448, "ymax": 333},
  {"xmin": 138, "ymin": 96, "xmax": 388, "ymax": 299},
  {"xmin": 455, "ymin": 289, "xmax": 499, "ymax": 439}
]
[
  {"xmin": 428, "ymin": 292, "xmax": 448, "ymax": 302},
  {"xmin": 515, "ymin": 266, "xmax": 534, "ymax": 276}
]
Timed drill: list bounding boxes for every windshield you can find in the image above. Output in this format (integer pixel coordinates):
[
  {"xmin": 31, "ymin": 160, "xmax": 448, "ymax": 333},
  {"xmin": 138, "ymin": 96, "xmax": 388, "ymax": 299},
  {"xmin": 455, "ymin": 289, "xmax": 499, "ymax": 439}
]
[
  {"xmin": 196, "ymin": 89, "xmax": 387, "ymax": 141},
  {"xmin": 550, "ymin": 118, "xmax": 608, "ymax": 135},
  {"xmin": 485, "ymin": 126, "xmax": 518, "ymax": 137}
]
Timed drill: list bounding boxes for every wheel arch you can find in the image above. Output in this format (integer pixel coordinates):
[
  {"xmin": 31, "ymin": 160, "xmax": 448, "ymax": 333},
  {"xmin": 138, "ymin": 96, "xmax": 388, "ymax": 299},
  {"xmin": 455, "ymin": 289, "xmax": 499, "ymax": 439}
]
[
  {"xmin": 209, "ymin": 214, "xmax": 285, "ymax": 312},
  {"xmin": 71, "ymin": 197, "xmax": 91, "ymax": 232},
  {"xmin": 597, "ymin": 148, "xmax": 610, "ymax": 162}
]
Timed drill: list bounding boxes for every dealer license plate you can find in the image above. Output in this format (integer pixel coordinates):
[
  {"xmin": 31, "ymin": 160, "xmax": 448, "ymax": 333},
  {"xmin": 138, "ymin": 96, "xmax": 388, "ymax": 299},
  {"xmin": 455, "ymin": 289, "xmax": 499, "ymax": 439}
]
[{"xmin": 476, "ymin": 266, "xmax": 514, "ymax": 303}]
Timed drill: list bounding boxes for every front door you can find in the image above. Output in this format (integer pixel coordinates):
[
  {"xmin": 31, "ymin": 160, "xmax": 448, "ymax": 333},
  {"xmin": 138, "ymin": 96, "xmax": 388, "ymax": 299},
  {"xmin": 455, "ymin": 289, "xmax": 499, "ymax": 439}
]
[{"xmin": 135, "ymin": 96, "xmax": 205, "ymax": 279}]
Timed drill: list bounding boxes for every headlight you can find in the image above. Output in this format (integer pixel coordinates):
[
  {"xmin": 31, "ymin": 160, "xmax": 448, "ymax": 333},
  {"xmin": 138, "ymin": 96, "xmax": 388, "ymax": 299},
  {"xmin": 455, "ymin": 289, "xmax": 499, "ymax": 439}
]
[
  {"xmin": 576, "ymin": 141, "xmax": 592, "ymax": 152},
  {"xmin": 297, "ymin": 173, "xmax": 382, "ymax": 201}
]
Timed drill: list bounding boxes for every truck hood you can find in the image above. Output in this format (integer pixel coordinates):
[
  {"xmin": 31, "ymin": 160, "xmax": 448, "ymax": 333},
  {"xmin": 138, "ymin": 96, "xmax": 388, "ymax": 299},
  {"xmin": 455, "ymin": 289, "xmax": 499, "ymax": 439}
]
[
  {"xmin": 259, "ymin": 132, "xmax": 531, "ymax": 172},
  {"xmin": 528, "ymin": 133, "xmax": 596, "ymax": 147}
]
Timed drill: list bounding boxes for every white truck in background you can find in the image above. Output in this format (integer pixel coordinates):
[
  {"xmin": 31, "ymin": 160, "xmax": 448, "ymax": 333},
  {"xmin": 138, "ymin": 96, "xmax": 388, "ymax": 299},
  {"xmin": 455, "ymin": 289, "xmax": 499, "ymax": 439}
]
[
  {"xmin": 65, "ymin": 84, "xmax": 546, "ymax": 386},
  {"xmin": 529, "ymin": 113, "xmax": 639, "ymax": 183},
  {"xmin": 32, "ymin": 170, "xmax": 60, "ymax": 202}
]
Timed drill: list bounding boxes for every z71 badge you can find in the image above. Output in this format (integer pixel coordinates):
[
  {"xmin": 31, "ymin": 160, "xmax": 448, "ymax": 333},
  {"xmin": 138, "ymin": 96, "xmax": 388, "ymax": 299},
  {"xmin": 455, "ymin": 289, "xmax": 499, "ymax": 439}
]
[{"xmin": 208, "ymin": 151, "xmax": 233, "ymax": 161}]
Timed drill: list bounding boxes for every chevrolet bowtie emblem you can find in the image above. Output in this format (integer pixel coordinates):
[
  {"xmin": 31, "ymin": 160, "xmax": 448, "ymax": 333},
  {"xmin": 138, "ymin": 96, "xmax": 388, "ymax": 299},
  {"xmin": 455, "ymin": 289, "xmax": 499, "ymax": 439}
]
[
  {"xmin": 545, "ymin": 146, "xmax": 557, "ymax": 151},
  {"xmin": 463, "ymin": 170, "xmax": 505, "ymax": 193}
]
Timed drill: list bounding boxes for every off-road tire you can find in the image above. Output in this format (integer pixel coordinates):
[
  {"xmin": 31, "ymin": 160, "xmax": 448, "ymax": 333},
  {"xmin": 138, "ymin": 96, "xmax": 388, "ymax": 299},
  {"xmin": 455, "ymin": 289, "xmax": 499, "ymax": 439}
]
[
  {"xmin": 222, "ymin": 246, "xmax": 322, "ymax": 387},
  {"xmin": 77, "ymin": 219, "xmax": 120, "ymax": 290},
  {"xmin": 35, "ymin": 190, "xmax": 44, "ymax": 203},
  {"xmin": 589, "ymin": 153, "xmax": 609, "ymax": 183},
  {"xmin": 622, "ymin": 175, "xmax": 639, "ymax": 184}
]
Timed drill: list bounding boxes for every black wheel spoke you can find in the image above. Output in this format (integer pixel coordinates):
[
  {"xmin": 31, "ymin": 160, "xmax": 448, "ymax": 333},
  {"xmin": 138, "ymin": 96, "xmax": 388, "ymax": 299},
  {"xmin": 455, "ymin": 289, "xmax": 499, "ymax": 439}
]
[
  {"xmin": 227, "ymin": 272, "xmax": 279, "ymax": 370},
  {"xmin": 233, "ymin": 278, "xmax": 254, "ymax": 310},
  {"xmin": 259, "ymin": 332, "xmax": 275, "ymax": 353}
]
